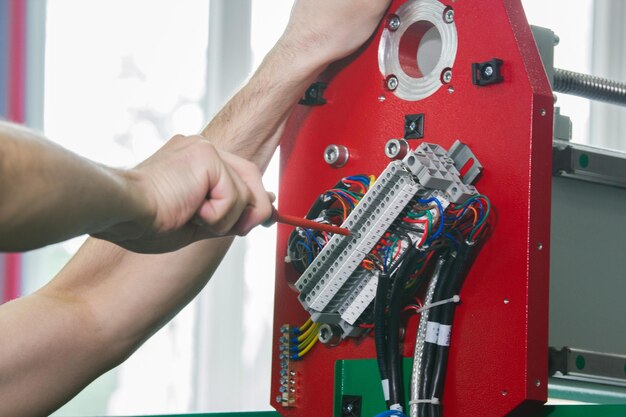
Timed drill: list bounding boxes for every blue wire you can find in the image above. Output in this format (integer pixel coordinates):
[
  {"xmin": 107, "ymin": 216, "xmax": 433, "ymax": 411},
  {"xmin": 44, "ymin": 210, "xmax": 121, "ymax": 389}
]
[
  {"xmin": 373, "ymin": 411, "xmax": 406, "ymax": 417},
  {"xmin": 344, "ymin": 175, "xmax": 371, "ymax": 190},
  {"xmin": 382, "ymin": 244, "xmax": 391, "ymax": 273},
  {"xmin": 296, "ymin": 241, "xmax": 313, "ymax": 265},
  {"xmin": 333, "ymin": 190, "xmax": 356, "ymax": 208},
  {"xmin": 418, "ymin": 197, "xmax": 444, "ymax": 242},
  {"xmin": 302, "ymin": 228, "xmax": 323, "ymax": 250}
]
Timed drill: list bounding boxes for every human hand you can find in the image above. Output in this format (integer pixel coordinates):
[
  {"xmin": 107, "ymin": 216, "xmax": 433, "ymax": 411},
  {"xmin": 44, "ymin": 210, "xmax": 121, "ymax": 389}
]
[
  {"xmin": 278, "ymin": 0, "xmax": 392, "ymax": 68},
  {"xmin": 94, "ymin": 135, "xmax": 273, "ymax": 253}
]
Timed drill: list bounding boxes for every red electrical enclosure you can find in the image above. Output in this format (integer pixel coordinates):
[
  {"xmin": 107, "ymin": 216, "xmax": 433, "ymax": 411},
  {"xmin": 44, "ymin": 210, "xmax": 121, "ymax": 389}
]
[{"xmin": 271, "ymin": 0, "xmax": 553, "ymax": 416}]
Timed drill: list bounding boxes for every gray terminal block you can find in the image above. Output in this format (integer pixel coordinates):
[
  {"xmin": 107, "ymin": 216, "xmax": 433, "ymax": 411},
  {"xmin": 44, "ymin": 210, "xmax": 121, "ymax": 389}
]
[
  {"xmin": 403, "ymin": 142, "xmax": 480, "ymax": 203},
  {"xmin": 294, "ymin": 141, "xmax": 483, "ymax": 341}
]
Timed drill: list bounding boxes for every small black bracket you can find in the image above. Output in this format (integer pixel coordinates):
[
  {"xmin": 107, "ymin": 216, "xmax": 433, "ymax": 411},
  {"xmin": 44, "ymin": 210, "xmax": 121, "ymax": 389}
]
[
  {"xmin": 472, "ymin": 58, "xmax": 504, "ymax": 86},
  {"xmin": 299, "ymin": 82, "xmax": 327, "ymax": 105},
  {"xmin": 404, "ymin": 114, "xmax": 424, "ymax": 139},
  {"xmin": 341, "ymin": 395, "xmax": 362, "ymax": 417},
  {"xmin": 552, "ymin": 145, "xmax": 574, "ymax": 175}
]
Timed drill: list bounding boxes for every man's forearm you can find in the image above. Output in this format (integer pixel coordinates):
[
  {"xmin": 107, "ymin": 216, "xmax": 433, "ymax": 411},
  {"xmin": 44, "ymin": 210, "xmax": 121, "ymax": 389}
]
[
  {"xmin": 0, "ymin": 38, "xmax": 329, "ymax": 416},
  {"xmin": 0, "ymin": 122, "xmax": 148, "ymax": 251},
  {"xmin": 0, "ymin": 237, "xmax": 231, "ymax": 417},
  {"xmin": 203, "ymin": 37, "xmax": 326, "ymax": 167}
]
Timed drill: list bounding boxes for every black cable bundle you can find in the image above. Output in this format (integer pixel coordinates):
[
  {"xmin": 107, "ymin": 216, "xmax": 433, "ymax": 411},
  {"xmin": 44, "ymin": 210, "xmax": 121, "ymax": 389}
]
[
  {"xmin": 417, "ymin": 253, "xmax": 455, "ymax": 417},
  {"xmin": 387, "ymin": 246, "xmax": 420, "ymax": 409},
  {"xmin": 428, "ymin": 243, "xmax": 474, "ymax": 417}
]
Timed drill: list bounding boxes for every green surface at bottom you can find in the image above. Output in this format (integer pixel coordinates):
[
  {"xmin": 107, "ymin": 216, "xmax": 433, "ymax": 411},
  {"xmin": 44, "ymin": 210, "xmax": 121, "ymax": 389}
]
[
  {"xmin": 334, "ymin": 358, "xmax": 413, "ymax": 416},
  {"xmin": 332, "ymin": 358, "xmax": 626, "ymax": 417}
]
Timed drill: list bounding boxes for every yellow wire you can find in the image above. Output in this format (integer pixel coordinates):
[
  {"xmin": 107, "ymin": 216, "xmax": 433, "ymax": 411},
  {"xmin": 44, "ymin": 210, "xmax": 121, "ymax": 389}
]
[
  {"xmin": 298, "ymin": 318, "xmax": 312, "ymax": 333},
  {"xmin": 298, "ymin": 332, "xmax": 318, "ymax": 357},
  {"xmin": 369, "ymin": 175, "xmax": 376, "ymax": 187},
  {"xmin": 297, "ymin": 321, "xmax": 316, "ymax": 342},
  {"xmin": 297, "ymin": 325, "xmax": 318, "ymax": 350}
]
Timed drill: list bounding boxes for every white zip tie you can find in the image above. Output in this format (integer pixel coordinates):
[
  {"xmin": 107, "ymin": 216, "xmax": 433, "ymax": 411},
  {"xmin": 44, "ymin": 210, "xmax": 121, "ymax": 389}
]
[
  {"xmin": 409, "ymin": 397, "xmax": 440, "ymax": 405},
  {"xmin": 390, "ymin": 403, "xmax": 403, "ymax": 411},
  {"xmin": 416, "ymin": 295, "xmax": 461, "ymax": 314}
]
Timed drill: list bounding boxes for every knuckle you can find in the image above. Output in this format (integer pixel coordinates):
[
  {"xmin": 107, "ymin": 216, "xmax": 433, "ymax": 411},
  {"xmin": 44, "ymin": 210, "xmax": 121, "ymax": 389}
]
[{"xmin": 170, "ymin": 134, "xmax": 187, "ymax": 142}]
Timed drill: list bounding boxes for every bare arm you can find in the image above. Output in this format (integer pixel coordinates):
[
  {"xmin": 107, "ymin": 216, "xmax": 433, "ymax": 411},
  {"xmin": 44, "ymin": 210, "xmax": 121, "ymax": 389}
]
[
  {"xmin": 0, "ymin": 1, "xmax": 391, "ymax": 415},
  {"xmin": 0, "ymin": 122, "xmax": 148, "ymax": 251},
  {"xmin": 0, "ymin": 124, "xmax": 270, "ymax": 253}
]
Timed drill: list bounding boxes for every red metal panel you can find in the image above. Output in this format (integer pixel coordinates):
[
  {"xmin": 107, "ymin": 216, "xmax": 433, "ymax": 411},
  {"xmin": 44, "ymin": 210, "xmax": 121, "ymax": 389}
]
[{"xmin": 271, "ymin": 1, "xmax": 553, "ymax": 416}]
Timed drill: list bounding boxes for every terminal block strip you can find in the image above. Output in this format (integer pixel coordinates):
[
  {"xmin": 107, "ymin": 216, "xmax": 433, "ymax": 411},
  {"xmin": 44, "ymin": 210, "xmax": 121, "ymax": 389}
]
[
  {"xmin": 295, "ymin": 161, "xmax": 420, "ymax": 312},
  {"xmin": 293, "ymin": 141, "xmax": 482, "ymax": 339}
]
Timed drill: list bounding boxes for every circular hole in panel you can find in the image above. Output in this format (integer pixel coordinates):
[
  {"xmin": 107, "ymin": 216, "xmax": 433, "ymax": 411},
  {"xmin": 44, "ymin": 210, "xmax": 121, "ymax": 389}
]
[
  {"xmin": 407, "ymin": 155, "xmax": 416, "ymax": 166},
  {"xmin": 399, "ymin": 21, "xmax": 443, "ymax": 78}
]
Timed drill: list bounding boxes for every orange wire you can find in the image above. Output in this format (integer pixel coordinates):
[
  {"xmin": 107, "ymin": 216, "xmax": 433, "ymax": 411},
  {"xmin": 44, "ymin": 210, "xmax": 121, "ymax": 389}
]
[{"xmin": 468, "ymin": 206, "xmax": 479, "ymax": 226}]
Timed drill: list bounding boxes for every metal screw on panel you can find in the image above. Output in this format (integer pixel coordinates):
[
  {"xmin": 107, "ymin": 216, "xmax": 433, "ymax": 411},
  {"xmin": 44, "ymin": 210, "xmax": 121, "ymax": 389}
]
[
  {"xmin": 388, "ymin": 14, "xmax": 401, "ymax": 31},
  {"xmin": 324, "ymin": 144, "xmax": 349, "ymax": 168},
  {"xmin": 504, "ymin": 298, "xmax": 510, "ymax": 304},
  {"xmin": 386, "ymin": 75, "xmax": 399, "ymax": 91},
  {"xmin": 540, "ymin": 108, "xmax": 547, "ymax": 116},
  {"xmin": 345, "ymin": 403, "xmax": 354, "ymax": 413},
  {"xmin": 318, "ymin": 323, "xmax": 342, "ymax": 345},
  {"xmin": 537, "ymin": 242, "xmax": 543, "ymax": 250},
  {"xmin": 501, "ymin": 390, "xmax": 508, "ymax": 396},
  {"xmin": 276, "ymin": 395, "xmax": 283, "ymax": 403},
  {"xmin": 385, "ymin": 138, "xmax": 409, "ymax": 160},
  {"xmin": 482, "ymin": 65, "xmax": 494, "ymax": 79},
  {"xmin": 443, "ymin": 8, "xmax": 455, "ymax": 23},
  {"xmin": 441, "ymin": 69, "xmax": 453, "ymax": 84},
  {"xmin": 535, "ymin": 379, "xmax": 541, "ymax": 387}
]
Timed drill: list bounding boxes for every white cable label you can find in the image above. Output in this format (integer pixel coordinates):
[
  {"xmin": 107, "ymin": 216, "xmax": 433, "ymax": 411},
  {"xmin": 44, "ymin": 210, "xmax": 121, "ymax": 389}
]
[
  {"xmin": 437, "ymin": 324, "xmax": 452, "ymax": 346},
  {"xmin": 381, "ymin": 379, "xmax": 390, "ymax": 401},
  {"xmin": 425, "ymin": 321, "xmax": 440, "ymax": 344}
]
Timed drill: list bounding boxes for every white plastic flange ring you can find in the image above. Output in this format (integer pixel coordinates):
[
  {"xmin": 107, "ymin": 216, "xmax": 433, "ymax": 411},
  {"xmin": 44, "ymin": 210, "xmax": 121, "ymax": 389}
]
[{"xmin": 379, "ymin": 0, "xmax": 458, "ymax": 101}]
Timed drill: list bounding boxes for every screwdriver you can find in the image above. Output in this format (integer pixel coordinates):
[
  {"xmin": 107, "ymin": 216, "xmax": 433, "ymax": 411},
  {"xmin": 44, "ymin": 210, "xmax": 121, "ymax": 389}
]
[{"xmin": 264, "ymin": 206, "xmax": 351, "ymax": 236}]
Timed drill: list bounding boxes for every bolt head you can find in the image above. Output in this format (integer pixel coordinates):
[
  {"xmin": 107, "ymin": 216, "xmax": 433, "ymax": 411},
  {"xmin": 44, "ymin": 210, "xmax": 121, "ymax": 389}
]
[
  {"xmin": 345, "ymin": 403, "xmax": 354, "ymax": 412},
  {"xmin": 388, "ymin": 15, "xmax": 401, "ymax": 31},
  {"xmin": 276, "ymin": 395, "xmax": 283, "ymax": 403},
  {"xmin": 441, "ymin": 69, "xmax": 453, "ymax": 83},
  {"xmin": 444, "ymin": 8, "xmax": 455, "ymax": 23},
  {"xmin": 324, "ymin": 147, "xmax": 338, "ymax": 164},
  {"xmin": 482, "ymin": 65, "xmax": 494, "ymax": 78},
  {"xmin": 386, "ymin": 75, "xmax": 399, "ymax": 91}
]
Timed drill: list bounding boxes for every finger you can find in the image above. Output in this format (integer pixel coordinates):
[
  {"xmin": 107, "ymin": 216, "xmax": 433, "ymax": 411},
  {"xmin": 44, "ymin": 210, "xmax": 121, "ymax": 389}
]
[
  {"xmin": 218, "ymin": 152, "xmax": 273, "ymax": 235},
  {"xmin": 196, "ymin": 157, "xmax": 251, "ymax": 236}
]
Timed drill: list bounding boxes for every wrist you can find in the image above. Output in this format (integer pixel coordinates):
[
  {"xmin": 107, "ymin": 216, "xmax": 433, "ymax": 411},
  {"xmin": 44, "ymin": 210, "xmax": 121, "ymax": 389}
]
[{"xmin": 109, "ymin": 167, "xmax": 156, "ymax": 238}]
